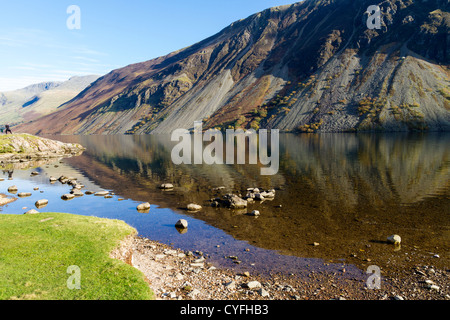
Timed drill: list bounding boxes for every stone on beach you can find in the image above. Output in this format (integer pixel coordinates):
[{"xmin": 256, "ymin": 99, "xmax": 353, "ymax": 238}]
[
  {"xmin": 387, "ymin": 234, "xmax": 402, "ymax": 245},
  {"xmin": 187, "ymin": 203, "xmax": 202, "ymax": 211}
]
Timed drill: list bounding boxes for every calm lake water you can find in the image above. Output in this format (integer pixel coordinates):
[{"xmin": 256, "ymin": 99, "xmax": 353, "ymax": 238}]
[{"xmin": 1, "ymin": 133, "xmax": 449, "ymax": 278}]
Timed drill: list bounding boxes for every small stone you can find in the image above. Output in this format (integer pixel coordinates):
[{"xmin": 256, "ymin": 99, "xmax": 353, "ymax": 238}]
[
  {"xmin": 61, "ymin": 194, "xmax": 75, "ymax": 200},
  {"xmin": 248, "ymin": 210, "xmax": 260, "ymax": 216},
  {"xmin": 18, "ymin": 192, "xmax": 32, "ymax": 197},
  {"xmin": 30, "ymin": 171, "xmax": 39, "ymax": 176},
  {"xmin": 175, "ymin": 219, "xmax": 188, "ymax": 229},
  {"xmin": 224, "ymin": 281, "xmax": 236, "ymax": 290},
  {"xmin": 94, "ymin": 191, "xmax": 109, "ymax": 196},
  {"xmin": 387, "ymin": 235, "xmax": 401, "ymax": 244},
  {"xmin": 257, "ymin": 288, "xmax": 270, "ymax": 298},
  {"xmin": 35, "ymin": 199, "xmax": 49, "ymax": 208},
  {"xmin": 137, "ymin": 202, "xmax": 151, "ymax": 211},
  {"xmin": 393, "ymin": 295, "xmax": 404, "ymax": 300},
  {"xmin": 187, "ymin": 203, "xmax": 202, "ymax": 211},
  {"xmin": 24, "ymin": 209, "xmax": 39, "ymax": 215},
  {"xmin": 7, "ymin": 186, "xmax": 18, "ymax": 193},
  {"xmin": 160, "ymin": 183, "xmax": 174, "ymax": 190},
  {"xmin": 313, "ymin": 242, "xmax": 320, "ymax": 246},
  {"xmin": 246, "ymin": 281, "xmax": 262, "ymax": 289}
]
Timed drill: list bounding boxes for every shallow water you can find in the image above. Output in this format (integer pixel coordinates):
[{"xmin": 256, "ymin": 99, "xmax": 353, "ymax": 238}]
[{"xmin": 1, "ymin": 133, "xmax": 448, "ymax": 277}]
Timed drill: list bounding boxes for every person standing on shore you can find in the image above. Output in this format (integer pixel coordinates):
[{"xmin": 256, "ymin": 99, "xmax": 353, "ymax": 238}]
[{"xmin": 5, "ymin": 124, "xmax": 12, "ymax": 134}]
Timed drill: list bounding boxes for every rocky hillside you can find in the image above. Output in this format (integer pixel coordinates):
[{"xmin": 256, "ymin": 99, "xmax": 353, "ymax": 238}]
[
  {"xmin": 0, "ymin": 75, "xmax": 99, "ymax": 126},
  {"xmin": 16, "ymin": 0, "xmax": 449, "ymax": 134},
  {"xmin": 0, "ymin": 134, "xmax": 85, "ymax": 162}
]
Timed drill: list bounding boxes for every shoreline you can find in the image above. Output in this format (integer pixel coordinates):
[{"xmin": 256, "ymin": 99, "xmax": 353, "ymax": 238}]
[{"xmin": 114, "ymin": 235, "xmax": 449, "ymax": 301}]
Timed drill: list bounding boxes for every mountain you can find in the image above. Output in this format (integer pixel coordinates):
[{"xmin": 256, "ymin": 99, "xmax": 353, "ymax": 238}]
[
  {"xmin": 0, "ymin": 75, "xmax": 100, "ymax": 126},
  {"xmin": 16, "ymin": 0, "xmax": 449, "ymax": 134}
]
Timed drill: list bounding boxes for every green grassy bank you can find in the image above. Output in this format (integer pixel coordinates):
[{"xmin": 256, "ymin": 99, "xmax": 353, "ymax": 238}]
[{"xmin": 0, "ymin": 212, "xmax": 154, "ymax": 300}]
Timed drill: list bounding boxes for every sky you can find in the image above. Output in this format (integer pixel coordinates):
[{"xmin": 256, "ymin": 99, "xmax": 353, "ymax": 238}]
[{"xmin": 0, "ymin": 0, "xmax": 294, "ymax": 92}]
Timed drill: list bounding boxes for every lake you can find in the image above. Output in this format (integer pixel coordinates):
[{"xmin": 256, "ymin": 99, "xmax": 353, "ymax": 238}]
[{"xmin": 1, "ymin": 133, "xmax": 448, "ymax": 278}]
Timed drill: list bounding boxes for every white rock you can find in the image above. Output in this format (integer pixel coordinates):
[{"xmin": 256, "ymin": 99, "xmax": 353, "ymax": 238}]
[
  {"xmin": 24, "ymin": 209, "xmax": 39, "ymax": 215},
  {"xmin": 249, "ymin": 210, "xmax": 260, "ymax": 216},
  {"xmin": 137, "ymin": 202, "xmax": 151, "ymax": 211},
  {"xmin": 246, "ymin": 281, "xmax": 262, "ymax": 289},
  {"xmin": 187, "ymin": 203, "xmax": 202, "ymax": 211},
  {"xmin": 387, "ymin": 235, "xmax": 401, "ymax": 244},
  {"xmin": 257, "ymin": 288, "xmax": 270, "ymax": 297},
  {"xmin": 95, "ymin": 191, "xmax": 110, "ymax": 196},
  {"xmin": 175, "ymin": 219, "xmax": 188, "ymax": 229}
]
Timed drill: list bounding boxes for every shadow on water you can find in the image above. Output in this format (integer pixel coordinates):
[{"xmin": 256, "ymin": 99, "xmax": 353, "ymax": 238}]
[{"xmin": 1, "ymin": 132, "xmax": 448, "ymax": 277}]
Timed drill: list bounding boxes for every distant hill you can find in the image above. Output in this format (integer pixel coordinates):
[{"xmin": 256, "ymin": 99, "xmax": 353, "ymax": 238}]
[
  {"xmin": 16, "ymin": 0, "xmax": 449, "ymax": 134},
  {"xmin": 0, "ymin": 75, "xmax": 100, "ymax": 126}
]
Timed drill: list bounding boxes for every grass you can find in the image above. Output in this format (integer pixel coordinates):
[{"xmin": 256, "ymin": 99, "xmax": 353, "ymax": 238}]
[{"xmin": 0, "ymin": 212, "xmax": 154, "ymax": 300}]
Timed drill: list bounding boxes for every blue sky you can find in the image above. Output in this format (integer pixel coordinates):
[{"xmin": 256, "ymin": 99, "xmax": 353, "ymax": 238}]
[{"xmin": 0, "ymin": 0, "xmax": 294, "ymax": 91}]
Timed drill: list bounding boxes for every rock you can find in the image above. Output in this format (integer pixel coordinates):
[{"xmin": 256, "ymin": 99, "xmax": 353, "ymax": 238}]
[
  {"xmin": 387, "ymin": 235, "xmax": 401, "ymax": 245},
  {"xmin": 18, "ymin": 192, "xmax": 32, "ymax": 197},
  {"xmin": 221, "ymin": 194, "xmax": 247, "ymax": 209},
  {"xmin": 313, "ymin": 242, "xmax": 320, "ymax": 246},
  {"xmin": 7, "ymin": 186, "xmax": 18, "ymax": 193},
  {"xmin": 24, "ymin": 209, "xmax": 39, "ymax": 215},
  {"xmin": 393, "ymin": 295, "xmax": 404, "ymax": 300},
  {"xmin": 30, "ymin": 171, "xmax": 39, "ymax": 176},
  {"xmin": 254, "ymin": 193, "xmax": 265, "ymax": 201},
  {"xmin": 137, "ymin": 202, "xmax": 151, "ymax": 211},
  {"xmin": 94, "ymin": 191, "xmax": 109, "ymax": 196},
  {"xmin": 35, "ymin": 199, "xmax": 49, "ymax": 208},
  {"xmin": 61, "ymin": 194, "xmax": 75, "ymax": 200},
  {"xmin": 70, "ymin": 190, "xmax": 84, "ymax": 197},
  {"xmin": 224, "ymin": 281, "xmax": 236, "ymax": 290},
  {"xmin": 248, "ymin": 210, "xmax": 260, "ymax": 216},
  {"xmin": 246, "ymin": 281, "xmax": 262, "ymax": 289},
  {"xmin": 49, "ymin": 176, "xmax": 57, "ymax": 182},
  {"xmin": 175, "ymin": 219, "xmax": 188, "ymax": 229},
  {"xmin": 190, "ymin": 263, "xmax": 204, "ymax": 268},
  {"xmin": 160, "ymin": 183, "xmax": 174, "ymax": 190},
  {"xmin": 187, "ymin": 203, "xmax": 202, "ymax": 211},
  {"xmin": 85, "ymin": 191, "xmax": 94, "ymax": 195},
  {"xmin": 257, "ymin": 288, "xmax": 270, "ymax": 298},
  {"xmin": 33, "ymin": 187, "xmax": 39, "ymax": 191}
]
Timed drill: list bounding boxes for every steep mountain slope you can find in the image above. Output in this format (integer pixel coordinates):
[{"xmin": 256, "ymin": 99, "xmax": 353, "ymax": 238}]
[
  {"xmin": 16, "ymin": 0, "xmax": 449, "ymax": 134},
  {"xmin": 0, "ymin": 75, "xmax": 99, "ymax": 125}
]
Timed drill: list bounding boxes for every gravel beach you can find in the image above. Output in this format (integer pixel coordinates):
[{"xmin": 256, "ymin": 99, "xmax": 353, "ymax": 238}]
[{"xmin": 112, "ymin": 236, "xmax": 449, "ymax": 301}]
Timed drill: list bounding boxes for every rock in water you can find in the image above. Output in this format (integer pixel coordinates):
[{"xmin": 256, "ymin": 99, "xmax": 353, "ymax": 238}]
[
  {"xmin": 61, "ymin": 194, "xmax": 75, "ymax": 200},
  {"xmin": 175, "ymin": 219, "xmax": 189, "ymax": 229},
  {"xmin": 7, "ymin": 186, "xmax": 18, "ymax": 193},
  {"xmin": 35, "ymin": 199, "xmax": 49, "ymax": 208},
  {"xmin": 137, "ymin": 202, "xmax": 151, "ymax": 211},
  {"xmin": 387, "ymin": 235, "xmax": 401, "ymax": 245}
]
